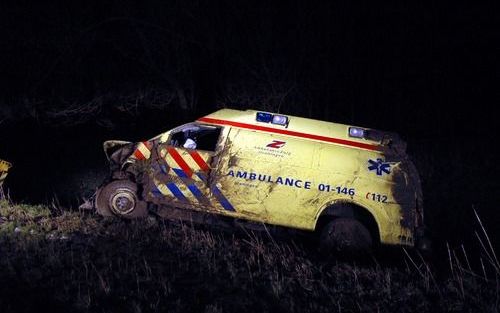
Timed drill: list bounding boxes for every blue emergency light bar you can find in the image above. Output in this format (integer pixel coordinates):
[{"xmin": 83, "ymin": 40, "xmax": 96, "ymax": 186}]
[
  {"xmin": 256, "ymin": 112, "xmax": 289, "ymax": 126},
  {"xmin": 256, "ymin": 112, "xmax": 273, "ymax": 123}
]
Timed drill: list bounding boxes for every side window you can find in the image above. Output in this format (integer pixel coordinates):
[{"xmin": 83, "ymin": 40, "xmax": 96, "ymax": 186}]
[{"xmin": 169, "ymin": 124, "xmax": 222, "ymax": 152}]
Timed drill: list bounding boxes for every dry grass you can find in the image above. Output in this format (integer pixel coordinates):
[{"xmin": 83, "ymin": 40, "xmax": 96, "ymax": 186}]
[{"xmin": 0, "ymin": 199, "xmax": 498, "ymax": 313}]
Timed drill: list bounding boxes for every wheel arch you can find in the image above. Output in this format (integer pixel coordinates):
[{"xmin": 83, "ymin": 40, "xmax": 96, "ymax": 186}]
[{"xmin": 314, "ymin": 200, "xmax": 382, "ymax": 246}]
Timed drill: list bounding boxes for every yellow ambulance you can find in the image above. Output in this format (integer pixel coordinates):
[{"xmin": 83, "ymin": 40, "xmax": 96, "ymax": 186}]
[{"xmin": 95, "ymin": 109, "xmax": 425, "ymax": 252}]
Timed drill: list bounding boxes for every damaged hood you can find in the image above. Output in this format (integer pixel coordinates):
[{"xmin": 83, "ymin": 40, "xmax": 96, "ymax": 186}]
[{"xmin": 103, "ymin": 140, "xmax": 134, "ymax": 162}]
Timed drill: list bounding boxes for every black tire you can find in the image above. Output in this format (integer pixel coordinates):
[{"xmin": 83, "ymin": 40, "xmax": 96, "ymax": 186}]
[
  {"xmin": 95, "ymin": 180, "xmax": 148, "ymax": 218},
  {"xmin": 319, "ymin": 218, "xmax": 373, "ymax": 255}
]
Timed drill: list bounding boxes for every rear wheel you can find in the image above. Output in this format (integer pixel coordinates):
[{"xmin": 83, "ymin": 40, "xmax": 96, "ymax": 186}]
[
  {"xmin": 95, "ymin": 180, "xmax": 148, "ymax": 218},
  {"xmin": 319, "ymin": 218, "xmax": 372, "ymax": 255}
]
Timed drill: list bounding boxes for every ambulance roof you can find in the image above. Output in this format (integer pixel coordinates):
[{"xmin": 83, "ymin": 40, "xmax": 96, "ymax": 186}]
[{"xmin": 197, "ymin": 109, "xmax": 383, "ymax": 151}]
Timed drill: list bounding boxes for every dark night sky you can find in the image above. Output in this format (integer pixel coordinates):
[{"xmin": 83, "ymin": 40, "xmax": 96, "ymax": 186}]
[
  {"xmin": 1, "ymin": 2, "xmax": 496, "ymax": 123},
  {"xmin": 0, "ymin": 1, "xmax": 498, "ymax": 245}
]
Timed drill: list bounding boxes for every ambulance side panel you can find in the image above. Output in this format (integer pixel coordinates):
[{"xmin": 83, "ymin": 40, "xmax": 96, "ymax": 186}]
[
  {"xmin": 313, "ymin": 146, "xmax": 415, "ymax": 245},
  {"xmin": 214, "ymin": 127, "xmax": 320, "ymax": 228},
  {"xmin": 215, "ymin": 127, "xmax": 414, "ymax": 246}
]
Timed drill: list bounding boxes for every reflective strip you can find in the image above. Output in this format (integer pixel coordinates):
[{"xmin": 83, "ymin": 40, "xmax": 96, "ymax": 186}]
[
  {"xmin": 154, "ymin": 182, "xmax": 176, "ymax": 197},
  {"xmin": 156, "ymin": 147, "xmax": 233, "ymax": 210},
  {"xmin": 159, "ymin": 147, "xmax": 175, "ymax": 171},
  {"xmin": 211, "ymin": 186, "xmax": 235, "ymax": 212},
  {"xmin": 188, "ymin": 150, "xmax": 210, "ymax": 172},
  {"xmin": 196, "ymin": 172, "xmax": 209, "ymax": 182},
  {"xmin": 167, "ymin": 147, "xmax": 193, "ymax": 178},
  {"xmin": 197, "ymin": 117, "xmax": 381, "ymax": 151},
  {"xmin": 186, "ymin": 184, "xmax": 207, "ymax": 204},
  {"xmin": 134, "ymin": 149, "xmax": 146, "ymax": 160},
  {"xmin": 196, "ymin": 172, "xmax": 235, "ymax": 212},
  {"xmin": 181, "ymin": 151, "xmax": 202, "ymax": 171},
  {"xmin": 151, "ymin": 185, "xmax": 163, "ymax": 197},
  {"xmin": 134, "ymin": 141, "xmax": 151, "ymax": 160},
  {"xmin": 165, "ymin": 182, "xmax": 189, "ymax": 202},
  {"xmin": 160, "ymin": 146, "xmax": 209, "ymax": 175},
  {"xmin": 172, "ymin": 168, "xmax": 210, "ymax": 205},
  {"xmin": 172, "ymin": 168, "xmax": 188, "ymax": 178}
]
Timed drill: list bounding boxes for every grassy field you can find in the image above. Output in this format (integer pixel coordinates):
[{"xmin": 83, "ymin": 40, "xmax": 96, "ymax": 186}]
[{"xmin": 0, "ymin": 199, "xmax": 498, "ymax": 313}]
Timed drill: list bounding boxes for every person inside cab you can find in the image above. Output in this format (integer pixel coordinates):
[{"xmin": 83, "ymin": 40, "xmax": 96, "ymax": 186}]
[
  {"xmin": 169, "ymin": 124, "xmax": 221, "ymax": 151},
  {"xmin": 183, "ymin": 137, "xmax": 197, "ymax": 149}
]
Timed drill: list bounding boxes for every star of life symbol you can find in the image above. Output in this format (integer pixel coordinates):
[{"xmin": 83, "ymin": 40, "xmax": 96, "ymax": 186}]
[{"xmin": 368, "ymin": 159, "xmax": 391, "ymax": 176}]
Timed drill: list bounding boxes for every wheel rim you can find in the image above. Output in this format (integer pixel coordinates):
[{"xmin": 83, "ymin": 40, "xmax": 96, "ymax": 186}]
[{"xmin": 109, "ymin": 188, "xmax": 137, "ymax": 215}]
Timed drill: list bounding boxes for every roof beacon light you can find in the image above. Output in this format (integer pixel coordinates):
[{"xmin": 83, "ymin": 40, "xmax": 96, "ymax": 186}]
[
  {"xmin": 272, "ymin": 115, "xmax": 288, "ymax": 126},
  {"xmin": 256, "ymin": 112, "xmax": 273, "ymax": 123},
  {"xmin": 349, "ymin": 127, "xmax": 365, "ymax": 139}
]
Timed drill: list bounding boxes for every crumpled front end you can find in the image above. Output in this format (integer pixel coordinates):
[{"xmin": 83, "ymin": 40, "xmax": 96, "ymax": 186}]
[{"xmin": 103, "ymin": 140, "xmax": 154, "ymax": 179}]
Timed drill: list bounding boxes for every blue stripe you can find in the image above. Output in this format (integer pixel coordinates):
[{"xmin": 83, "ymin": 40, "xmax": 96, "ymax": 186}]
[
  {"xmin": 195, "ymin": 171, "xmax": 234, "ymax": 211},
  {"xmin": 173, "ymin": 168, "xmax": 188, "ymax": 178},
  {"xmin": 151, "ymin": 185, "xmax": 162, "ymax": 197},
  {"xmin": 173, "ymin": 168, "xmax": 209, "ymax": 204},
  {"xmin": 166, "ymin": 183, "xmax": 189, "ymax": 202},
  {"xmin": 187, "ymin": 184, "xmax": 205, "ymax": 202},
  {"xmin": 196, "ymin": 172, "xmax": 208, "ymax": 182},
  {"xmin": 211, "ymin": 186, "xmax": 235, "ymax": 212},
  {"xmin": 196, "ymin": 172, "xmax": 236, "ymax": 212}
]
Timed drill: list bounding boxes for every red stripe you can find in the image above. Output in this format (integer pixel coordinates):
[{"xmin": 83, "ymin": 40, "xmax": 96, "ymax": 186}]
[
  {"xmin": 133, "ymin": 142, "xmax": 151, "ymax": 160},
  {"xmin": 189, "ymin": 150, "xmax": 210, "ymax": 173},
  {"xmin": 134, "ymin": 149, "xmax": 145, "ymax": 160},
  {"xmin": 142, "ymin": 141, "xmax": 152, "ymax": 150},
  {"xmin": 198, "ymin": 117, "xmax": 381, "ymax": 151},
  {"xmin": 167, "ymin": 147, "xmax": 193, "ymax": 178}
]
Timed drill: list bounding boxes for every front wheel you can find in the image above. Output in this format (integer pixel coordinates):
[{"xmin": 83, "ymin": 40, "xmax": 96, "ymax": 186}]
[
  {"xmin": 95, "ymin": 180, "xmax": 148, "ymax": 218},
  {"xmin": 319, "ymin": 218, "xmax": 372, "ymax": 256}
]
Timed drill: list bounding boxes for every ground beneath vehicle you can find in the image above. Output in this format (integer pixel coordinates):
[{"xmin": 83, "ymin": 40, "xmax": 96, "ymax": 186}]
[{"xmin": 92, "ymin": 109, "xmax": 426, "ymax": 254}]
